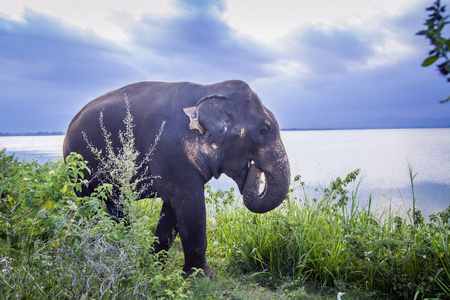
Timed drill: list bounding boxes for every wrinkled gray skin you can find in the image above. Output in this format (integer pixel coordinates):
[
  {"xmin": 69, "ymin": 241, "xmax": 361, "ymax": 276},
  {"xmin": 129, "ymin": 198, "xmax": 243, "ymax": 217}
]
[{"xmin": 63, "ymin": 80, "xmax": 290, "ymax": 279}]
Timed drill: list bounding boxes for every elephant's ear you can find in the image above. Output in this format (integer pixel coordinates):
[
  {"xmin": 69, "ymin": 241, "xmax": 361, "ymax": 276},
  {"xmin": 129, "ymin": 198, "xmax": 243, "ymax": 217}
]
[{"xmin": 183, "ymin": 94, "xmax": 234, "ymax": 149}]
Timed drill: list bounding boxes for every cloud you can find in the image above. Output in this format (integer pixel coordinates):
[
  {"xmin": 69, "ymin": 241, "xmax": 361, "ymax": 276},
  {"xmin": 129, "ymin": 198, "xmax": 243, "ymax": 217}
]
[
  {"xmin": 223, "ymin": 0, "xmax": 425, "ymax": 42},
  {"xmin": 0, "ymin": 1, "xmax": 276, "ymax": 132},
  {"xmin": 247, "ymin": 2, "xmax": 450, "ymax": 129},
  {"xmin": 0, "ymin": 0, "xmax": 176, "ymax": 41},
  {"xmin": 0, "ymin": 0, "xmax": 449, "ymax": 133},
  {"xmin": 0, "ymin": 9, "xmax": 139, "ymax": 86},
  {"xmin": 119, "ymin": 0, "xmax": 274, "ymax": 83},
  {"xmin": 283, "ymin": 26, "xmax": 376, "ymax": 79},
  {"xmin": 0, "ymin": 9, "xmax": 140, "ymax": 132}
]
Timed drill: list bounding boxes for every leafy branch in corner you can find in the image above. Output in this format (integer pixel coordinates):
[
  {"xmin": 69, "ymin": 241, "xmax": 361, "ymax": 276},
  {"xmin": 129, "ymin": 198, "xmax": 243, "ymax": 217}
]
[{"xmin": 416, "ymin": 0, "xmax": 450, "ymax": 103}]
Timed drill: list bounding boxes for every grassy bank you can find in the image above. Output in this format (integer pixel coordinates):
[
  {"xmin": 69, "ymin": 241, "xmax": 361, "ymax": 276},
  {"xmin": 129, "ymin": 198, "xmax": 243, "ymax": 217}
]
[{"xmin": 1, "ymin": 149, "xmax": 449, "ymax": 299}]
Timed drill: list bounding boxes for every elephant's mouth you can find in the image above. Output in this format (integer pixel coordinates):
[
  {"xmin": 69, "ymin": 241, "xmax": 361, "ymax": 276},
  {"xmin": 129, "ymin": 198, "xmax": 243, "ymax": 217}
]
[
  {"xmin": 248, "ymin": 160, "xmax": 268, "ymax": 196},
  {"xmin": 236, "ymin": 160, "xmax": 252, "ymax": 194},
  {"xmin": 237, "ymin": 160, "xmax": 267, "ymax": 197},
  {"xmin": 240, "ymin": 151, "xmax": 290, "ymax": 214}
]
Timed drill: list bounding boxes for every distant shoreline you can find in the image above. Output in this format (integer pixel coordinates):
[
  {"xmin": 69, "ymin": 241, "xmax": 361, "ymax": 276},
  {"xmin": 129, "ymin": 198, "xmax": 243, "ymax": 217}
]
[
  {"xmin": 281, "ymin": 126, "xmax": 450, "ymax": 131},
  {"xmin": 0, "ymin": 132, "xmax": 65, "ymax": 137},
  {"xmin": 1, "ymin": 126, "xmax": 449, "ymax": 136}
]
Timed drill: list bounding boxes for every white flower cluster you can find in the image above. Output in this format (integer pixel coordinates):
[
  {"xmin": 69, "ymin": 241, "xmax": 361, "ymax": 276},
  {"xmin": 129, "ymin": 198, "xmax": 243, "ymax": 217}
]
[
  {"xmin": 1, "ymin": 257, "xmax": 13, "ymax": 273},
  {"xmin": 67, "ymin": 200, "xmax": 77, "ymax": 212}
]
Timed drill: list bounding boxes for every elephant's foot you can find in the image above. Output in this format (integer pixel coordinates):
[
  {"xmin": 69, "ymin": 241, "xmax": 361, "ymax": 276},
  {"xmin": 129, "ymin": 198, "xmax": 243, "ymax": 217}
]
[{"xmin": 183, "ymin": 263, "xmax": 216, "ymax": 280}]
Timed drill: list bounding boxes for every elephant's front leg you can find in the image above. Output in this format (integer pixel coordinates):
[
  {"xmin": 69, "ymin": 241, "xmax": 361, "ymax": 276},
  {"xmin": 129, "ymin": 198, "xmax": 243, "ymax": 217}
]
[{"xmin": 173, "ymin": 191, "xmax": 216, "ymax": 280}]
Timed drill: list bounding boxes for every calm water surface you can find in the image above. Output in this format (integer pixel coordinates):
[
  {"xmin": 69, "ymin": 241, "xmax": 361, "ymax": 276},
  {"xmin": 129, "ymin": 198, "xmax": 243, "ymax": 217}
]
[
  {"xmin": 0, "ymin": 135, "xmax": 64, "ymax": 162},
  {"xmin": 1, "ymin": 128, "xmax": 449, "ymax": 215},
  {"xmin": 283, "ymin": 129, "xmax": 450, "ymax": 216}
]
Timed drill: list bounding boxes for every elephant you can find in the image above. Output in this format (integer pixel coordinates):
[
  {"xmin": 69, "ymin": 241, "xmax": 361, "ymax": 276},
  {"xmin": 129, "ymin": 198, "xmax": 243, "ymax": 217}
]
[{"xmin": 63, "ymin": 80, "xmax": 291, "ymax": 279}]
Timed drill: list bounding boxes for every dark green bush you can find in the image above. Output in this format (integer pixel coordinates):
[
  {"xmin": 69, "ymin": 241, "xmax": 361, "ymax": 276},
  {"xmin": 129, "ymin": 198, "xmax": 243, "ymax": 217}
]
[{"xmin": 0, "ymin": 151, "xmax": 193, "ymax": 299}]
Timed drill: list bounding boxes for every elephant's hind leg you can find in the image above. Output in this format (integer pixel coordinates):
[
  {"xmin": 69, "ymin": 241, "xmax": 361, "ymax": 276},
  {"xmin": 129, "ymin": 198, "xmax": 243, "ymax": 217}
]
[
  {"xmin": 153, "ymin": 201, "xmax": 179, "ymax": 253},
  {"xmin": 105, "ymin": 198, "xmax": 130, "ymax": 226}
]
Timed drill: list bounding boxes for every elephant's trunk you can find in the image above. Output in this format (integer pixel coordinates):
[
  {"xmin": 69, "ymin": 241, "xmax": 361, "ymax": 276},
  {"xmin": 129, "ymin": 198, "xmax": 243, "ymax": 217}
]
[{"xmin": 243, "ymin": 139, "xmax": 290, "ymax": 214}]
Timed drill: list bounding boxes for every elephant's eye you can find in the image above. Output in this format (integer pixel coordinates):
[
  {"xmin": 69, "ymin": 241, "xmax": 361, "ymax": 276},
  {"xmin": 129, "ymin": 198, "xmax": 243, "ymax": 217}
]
[{"xmin": 260, "ymin": 128, "xmax": 268, "ymax": 135}]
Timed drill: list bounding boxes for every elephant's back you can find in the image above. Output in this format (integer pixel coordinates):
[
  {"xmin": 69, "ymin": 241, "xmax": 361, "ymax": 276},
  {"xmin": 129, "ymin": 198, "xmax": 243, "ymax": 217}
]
[
  {"xmin": 67, "ymin": 80, "xmax": 250, "ymax": 127},
  {"xmin": 63, "ymin": 80, "xmax": 252, "ymax": 158},
  {"xmin": 63, "ymin": 81, "xmax": 205, "ymax": 158},
  {"xmin": 71, "ymin": 81, "xmax": 200, "ymax": 116}
]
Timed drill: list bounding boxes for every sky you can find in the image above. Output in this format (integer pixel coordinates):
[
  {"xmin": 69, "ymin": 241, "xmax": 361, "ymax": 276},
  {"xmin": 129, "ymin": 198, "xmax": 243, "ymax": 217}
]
[{"xmin": 0, "ymin": 0, "xmax": 449, "ymax": 133}]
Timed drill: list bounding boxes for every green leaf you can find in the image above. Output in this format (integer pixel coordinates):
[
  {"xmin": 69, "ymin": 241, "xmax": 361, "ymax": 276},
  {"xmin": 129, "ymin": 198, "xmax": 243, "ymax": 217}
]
[
  {"xmin": 415, "ymin": 30, "xmax": 429, "ymax": 36},
  {"xmin": 45, "ymin": 185, "xmax": 53, "ymax": 194},
  {"xmin": 437, "ymin": 19, "xmax": 448, "ymax": 31},
  {"xmin": 10, "ymin": 234, "xmax": 20, "ymax": 244},
  {"xmin": 422, "ymin": 55, "xmax": 439, "ymax": 67},
  {"xmin": 25, "ymin": 196, "xmax": 33, "ymax": 206},
  {"xmin": 440, "ymin": 95, "xmax": 450, "ymax": 104},
  {"xmin": 43, "ymin": 200, "xmax": 53, "ymax": 209}
]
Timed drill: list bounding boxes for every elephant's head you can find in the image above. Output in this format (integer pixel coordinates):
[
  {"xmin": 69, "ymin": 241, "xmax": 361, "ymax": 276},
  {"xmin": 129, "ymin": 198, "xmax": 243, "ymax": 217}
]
[{"xmin": 183, "ymin": 82, "xmax": 290, "ymax": 213}]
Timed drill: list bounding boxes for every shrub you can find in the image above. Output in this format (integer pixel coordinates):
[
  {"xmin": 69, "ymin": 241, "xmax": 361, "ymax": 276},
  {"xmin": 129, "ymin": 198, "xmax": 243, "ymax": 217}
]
[
  {"xmin": 82, "ymin": 93, "xmax": 165, "ymax": 220},
  {"xmin": 0, "ymin": 94, "xmax": 195, "ymax": 299}
]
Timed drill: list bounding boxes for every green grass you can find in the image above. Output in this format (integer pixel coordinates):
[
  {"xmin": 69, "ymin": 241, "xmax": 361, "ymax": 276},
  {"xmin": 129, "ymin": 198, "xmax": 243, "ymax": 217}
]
[
  {"xmin": 204, "ymin": 170, "xmax": 450, "ymax": 299},
  {"xmin": 1, "ymin": 149, "xmax": 449, "ymax": 299}
]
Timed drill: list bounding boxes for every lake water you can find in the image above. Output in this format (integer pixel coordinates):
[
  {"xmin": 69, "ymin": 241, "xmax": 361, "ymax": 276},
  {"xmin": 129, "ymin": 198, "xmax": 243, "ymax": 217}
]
[{"xmin": 1, "ymin": 128, "xmax": 449, "ymax": 216}]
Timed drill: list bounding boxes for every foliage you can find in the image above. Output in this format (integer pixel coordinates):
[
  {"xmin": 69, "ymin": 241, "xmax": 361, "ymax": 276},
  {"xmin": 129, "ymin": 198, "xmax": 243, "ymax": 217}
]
[
  {"xmin": 207, "ymin": 171, "xmax": 450, "ymax": 299},
  {"xmin": 0, "ymin": 155, "xmax": 193, "ymax": 299},
  {"xmin": 417, "ymin": 0, "xmax": 450, "ymax": 103},
  {"xmin": 0, "ymin": 149, "xmax": 86, "ymax": 261},
  {"xmin": 0, "ymin": 95, "xmax": 193, "ymax": 299},
  {"xmin": 82, "ymin": 93, "xmax": 165, "ymax": 219}
]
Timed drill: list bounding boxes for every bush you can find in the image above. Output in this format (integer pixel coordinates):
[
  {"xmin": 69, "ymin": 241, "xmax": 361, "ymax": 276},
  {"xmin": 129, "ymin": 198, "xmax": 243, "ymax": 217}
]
[
  {"xmin": 0, "ymin": 150, "xmax": 196, "ymax": 299},
  {"xmin": 0, "ymin": 94, "xmax": 194, "ymax": 299},
  {"xmin": 82, "ymin": 94, "xmax": 165, "ymax": 220}
]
